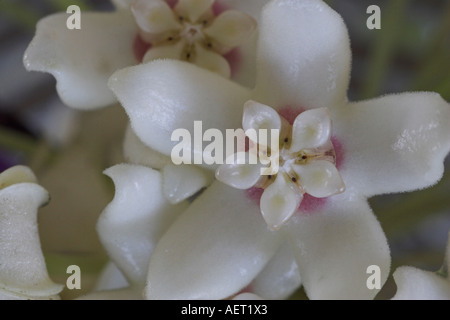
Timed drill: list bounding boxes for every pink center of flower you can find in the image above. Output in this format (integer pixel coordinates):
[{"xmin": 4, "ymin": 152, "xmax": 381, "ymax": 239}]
[{"xmin": 245, "ymin": 105, "xmax": 345, "ymax": 214}]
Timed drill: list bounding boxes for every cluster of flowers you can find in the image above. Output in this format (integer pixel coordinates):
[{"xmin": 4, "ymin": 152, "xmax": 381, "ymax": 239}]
[{"xmin": 1, "ymin": 0, "xmax": 449, "ymax": 300}]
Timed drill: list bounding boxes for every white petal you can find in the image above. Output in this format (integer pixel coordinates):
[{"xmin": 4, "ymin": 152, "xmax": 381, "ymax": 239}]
[
  {"xmin": 131, "ymin": 0, "xmax": 181, "ymax": 34},
  {"xmin": 163, "ymin": 163, "xmax": 214, "ymax": 204},
  {"xmin": 293, "ymin": 160, "xmax": 345, "ymax": 198},
  {"xmin": 204, "ymin": 10, "xmax": 256, "ymax": 49},
  {"xmin": 216, "ymin": 152, "xmax": 262, "ymax": 189},
  {"xmin": 392, "ymin": 267, "xmax": 450, "ymax": 300},
  {"xmin": 76, "ymin": 288, "xmax": 142, "ymax": 300},
  {"xmin": 242, "ymin": 100, "xmax": 281, "ymax": 146},
  {"xmin": 123, "ymin": 124, "xmax": 172, "ymax": 170},
  {"xmin": 24, "ymin": 12, "xmax": 137, "ymax": 109},
  {"xmin": 109, "ymin": 60, "xmax": 251, "ymax": 157},
  {"xmin": 260, "ymin": 174, "xmax": 303, "ymax": 231},
  {"xmin": 142, "ymin": 41, "xmax": 185, "ymax": 62},
  {"xmin": 233, "ymin": 293, "xmax": 263, "ymax": 300},
  {"xmin": 215, "ymin": 0, "xmax": 270, "ymax": 19},
  {"xmin": 146, "ymin": 181, "xmax": 283, "ymax": 300},
  {"xmin": 94, "ymin": 261, "xmax": 129, "ymax": 292},
  {"xmin": 290, "ymin": 108, "xmax": 332, "ymax": 151},
  {"xmin": 254, "ymin": 0, "xmax": 350, "ymax": 110},
  {"xmin": 174, "ymin": 0, "xmax": 214, "ymax": 22},
  {"xmin": 250, "ymin": 241, "xmax": 301, "ymax": 300},
  {"xmin": 285, "ymin": 194, "xmax": 390, "ymax": 299},
  {"xmin": 0, "ymin": 165, "xmax": 37, "ymax": 189},
  {"xmin": 0, "ymin": 183, "xmax": 63, "ymax": 297},
  {"xmin": 98, "ymin": 164, "xmax": 188, "ymax": 288},
  {"xmin": 335, "ymin": 92, "xmax": 450, "ymax": 197},
  {"xmin": 207, "ymin": 0, "xmax": 271, "ymax": 88},
  {"xmin": 193, "ymin": 43, "xmax": 231, "ymax": 78}
]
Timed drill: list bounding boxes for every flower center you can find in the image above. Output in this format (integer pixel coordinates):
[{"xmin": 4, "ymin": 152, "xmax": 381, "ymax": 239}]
[
  {"xmin": 131, "ymin": 0, "xmax": 256, "ymax": 77},
  {"xmin": 255, "ymin": 116, "xmax": 337, "ymax": 192},
  {"xmin": 216, "ymin": 101, "xmax": 346, "ymax": 230},
  {"xmin": 181, "ymin": 21, "xmax": 206, "ymax": 44}
]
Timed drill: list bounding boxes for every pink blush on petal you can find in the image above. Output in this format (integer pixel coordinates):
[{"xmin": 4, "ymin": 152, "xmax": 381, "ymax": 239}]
[
  {"xmin": 166, "ymin": 0, "xmax": 178, "ymax": 8},
  {"xmin": 245, "ymin": 187, "xmax": 264, "ymax": 207},
  {"xmin": 298, "ymin": 194, "xmax": 326, "ymax": 214},
  {"xmin": 224, "ymin": 48, "xmax": 241, "ymax": 79},
  {"xmin": 278, "ymin": 106, "xmax": 305, "ymax": 125},
  {"xmin": 331, "ymin": 136, "xmax": 345, "ymax": 169},
  {"xmin": 213, "ymin": 1, "xmax": 229, "ymax": 16},
  {"xmin": 245, "ymin": 188, "xmax": 326, "ymax": 216},
  {"xmin": 133, "ymin": 34, "xmax": 151, "ymax": 63}
]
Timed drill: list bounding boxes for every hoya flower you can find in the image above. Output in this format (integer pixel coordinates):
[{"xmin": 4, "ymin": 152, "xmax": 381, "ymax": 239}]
[
  {"xmin": 109, "ymin": 0, "xmax": 450, "ymax": 300},
  {"xmin": 23, "ymin": 0, "xmax": 268, "ymax": 110},
  {"xmin": 78, "ymin": 163, "xmax": 300, "ymax": 299},
  {"xmin": 392, "ymin": 231, "xmax": 450, "ymax": 300},
  {"xmin": 0, "ymin": 166, "xmax": 63, "ymax": 300}
]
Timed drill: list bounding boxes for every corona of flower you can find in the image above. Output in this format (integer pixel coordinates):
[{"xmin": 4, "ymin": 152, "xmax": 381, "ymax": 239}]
[
  {"xmin": 23, "ymin": 0, "xmax": 268, "ymax": 109},
  {"xmin": 109, "ymin": 0, "xmax": 450, "ymax": 300},
  {"xmin": 132, "ymin": 0, "xmax": 256, "ymax": 78},
  {"xmin": 216, "ymin": 102, "xmax": 345, "ymax": 230}
]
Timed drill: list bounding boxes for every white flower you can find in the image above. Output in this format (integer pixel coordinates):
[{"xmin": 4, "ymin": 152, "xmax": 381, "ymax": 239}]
[
  {"xmin": 392, "ymin": 231, "xmax": 450, "ymax": 300},
  {"xmin": 108, "ymin": 0, "xmax": 450, "ymax": 300},
  {"xmin": 78, "ymin": 164, "xmax": 300, "ymax": 300},
  {"xmin": 0, "ymin": 166, "xmax": 63, "ymax": 300},
  {"xmin": 23, "ymin": 0, "xmax": 268, "ymax": 109},
  {"xmin": 216, "ymin": 102, "xmax": 345, "ymax": 230}
]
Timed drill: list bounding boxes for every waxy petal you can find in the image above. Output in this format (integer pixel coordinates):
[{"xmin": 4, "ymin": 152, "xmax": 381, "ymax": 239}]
[
  {"xmin": 143, "ymin": 41, "xmax": 185, "ymax": 63},
  {"xmin": 293, "ymin": 160, "xmax": 345, "ymax": 198},
  {"xmin": 163, "ymin": 163, "xmax": 214, "ymax": 204},
  {"xmin": 242, "ymin": 100, "xmax": 281, "ymax": 146},
  {"xmin": 392, "ymin": 267, "xmax": 450, "ymax": 300},
  {"xmin": 174, "ymin": 0, "xmax": 214, "ymax": 22},
  {"xmin": 109, "ymin": 60, "xmax": 251, "ymax": 158},
  {"xmin": 334, "ymin": 92, "xmax": 450, "ymax": 197},
  {"xmin": 146, "ymin": 181, "xmax": 283, "ymax": 300},
  {"xmin": 204, "ymin": 10, "xmax": 256, "ymax": 49},
  {"xmin": 24, "ymin": 12, "xmax": 137, "ymax": 109},
  {"xmin": 285, "ymin": 194, "xmax": 390, "ymax": 299},
  {"xmin": 193, "ymin": 43, "xmax": 231, "ymax": 78},
  {"xmin": 254, "ymin": 0, "xmax": 350, "ymax": 110},
  {"xmin": 131, "ymin": 0, "xmax": 181, "ymax": 34},
  {"xmin": 251, "ymin": 241, "xmax": 301, "ymax": 300},
  {"xmin": 216, "ymin": 152, "xmax": 263, "ymax": 189},
  {"xmin": 260, "ymin": 174, "xmax": 303, "ymax": 231},
  {"xmin": 123, "ymin": 124, "xmax": 172, "ymax": 170},
  {"xmin": 0, "ymin": 165, "xmax": 37, "ymax": 188},
  {"xmin": 0, "ymin": 178, "xmax": 63, "ymax": 298},
  {"xmin": 290, "ymin": 108, "xmax": 332, "ymax": 151},
  {"xmin": 98, "ymin": 164, "xmax": 188, "ymax": 288}
]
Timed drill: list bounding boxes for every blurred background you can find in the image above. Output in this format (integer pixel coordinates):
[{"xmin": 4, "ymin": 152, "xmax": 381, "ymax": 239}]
[{"xmin": 0, "ymin": 0, "xmax": 449, "ymax": 299}]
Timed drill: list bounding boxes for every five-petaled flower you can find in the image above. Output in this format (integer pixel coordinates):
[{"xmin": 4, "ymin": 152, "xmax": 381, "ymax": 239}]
[
  {"xmin": 23, "ymin": 0, "xmax": 268, "ymax": 109},
  {"xmin": 108, "ymin": 0, "xmax": 450, "ymax": 299}
]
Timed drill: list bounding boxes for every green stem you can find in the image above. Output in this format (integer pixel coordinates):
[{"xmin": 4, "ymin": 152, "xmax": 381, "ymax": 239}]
[
  {"xmin": 360, "ymin": 0, "xmax": 408, "ymax": 99},
  {"xmin": 0, "ymin": 128, "xmax": 37, "ymax": 156}
]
